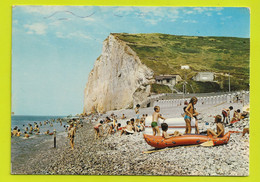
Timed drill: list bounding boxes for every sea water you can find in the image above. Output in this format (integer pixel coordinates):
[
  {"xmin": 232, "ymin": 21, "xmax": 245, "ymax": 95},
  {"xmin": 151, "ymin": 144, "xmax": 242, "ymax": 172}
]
[{"xmin": 11, "ymin": 115, "xmax": 68, "ymax": 170}]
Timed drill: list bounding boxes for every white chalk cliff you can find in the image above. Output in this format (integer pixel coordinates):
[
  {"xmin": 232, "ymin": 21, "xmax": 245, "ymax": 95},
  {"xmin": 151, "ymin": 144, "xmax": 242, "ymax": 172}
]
[{"xmin": 83, "ymin": 34, "xmax": 154, "ymax": 114}]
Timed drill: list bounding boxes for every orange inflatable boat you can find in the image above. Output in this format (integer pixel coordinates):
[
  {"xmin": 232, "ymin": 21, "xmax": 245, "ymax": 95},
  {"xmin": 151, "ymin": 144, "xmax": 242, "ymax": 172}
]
[{"xmin": 143, "ymin": 132, "xmax": 231, "ymax": 149}]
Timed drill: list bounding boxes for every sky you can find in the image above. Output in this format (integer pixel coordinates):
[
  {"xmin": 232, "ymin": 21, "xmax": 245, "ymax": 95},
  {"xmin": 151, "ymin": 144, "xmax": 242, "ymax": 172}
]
[{"xmin": 11, "ymin": 6, "xmax": 250, "ymax": 116}]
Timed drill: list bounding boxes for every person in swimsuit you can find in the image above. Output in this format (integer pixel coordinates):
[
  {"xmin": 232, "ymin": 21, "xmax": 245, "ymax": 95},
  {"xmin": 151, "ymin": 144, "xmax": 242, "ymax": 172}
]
[
  {"xmin": 24, "ymin": 132, "xmax": 30, "ymax": 138},
  {"xmin": 161, "ymin": 123, "xmax": 182, "ymax": 139},
  {"xmin": 94, "ymin": 120, "xmax": 103, "ymax": 139},
  {"xmin": 16, "ymin": 129, "xmax": 21, "ymax": 137},
  {"xmin": 120, "ymin": 121, "xmax": 134, "ymax": 136},
  {"xmin": 135, "ymin": 104, "xmax": 141, "ymax": 123},
  {"xmin": 207, "ymin": 115, "xmax": 225, "ymax": 138},
  {"xmin": 68, "ymin": 123, "xmax": 76, "ymax": 150},
  {"xmin": 152, "ymin": 106, "xmax": 166, "ymax": 136},
  {"xmin": 222, "ymin": 106, "xmax": 233, "ymax": 125},
  {"xmin": 184, "ymin": 97, "xmax": 198, "ymax": 134}
]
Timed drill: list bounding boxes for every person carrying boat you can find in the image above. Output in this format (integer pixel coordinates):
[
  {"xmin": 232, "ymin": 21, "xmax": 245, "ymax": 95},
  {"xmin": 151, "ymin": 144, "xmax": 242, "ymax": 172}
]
[
  {"xmin": 184, "ymin": 97, "xmax": 198, "ymax": 134},
  {"xmin": 152, "ymin": 106, "xmax": 166, "ymax": 136},
  {"xmin": 207, "ymin": 115, "xmax": 224, "ymax": 138}
]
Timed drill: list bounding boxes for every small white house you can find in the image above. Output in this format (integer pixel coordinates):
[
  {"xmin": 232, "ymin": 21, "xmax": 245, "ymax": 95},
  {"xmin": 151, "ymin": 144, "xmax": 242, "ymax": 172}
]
[
  {"xmin": 193, "ymin": 72, "xmax": 214, "ymax": 82},
  {"xmin": 155, "ymin": 75, "xmax": 182, "ymax": 86},
  {"xmin": 181, "ymin": 65, "xmax": 190, "ymax": 70}
]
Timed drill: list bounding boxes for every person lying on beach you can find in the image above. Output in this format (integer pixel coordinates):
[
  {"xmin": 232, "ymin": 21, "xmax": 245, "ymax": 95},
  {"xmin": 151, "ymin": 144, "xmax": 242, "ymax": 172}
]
[
  {"xmin": 207, "ymin": 115, "xmax": 224, "ymax": 138},
  {"xmin": 222, "ymin": 106, "xmax": 233, "ymax": 125},
  {"xmin": 94, "ymin": 121, "xmax": 103, "ymax": 139},
  {"xmin": 152, "ymin": 106, "xmax": 166, "ymax": 136},
  {"xmin": 68, "ymin": 123, "xmax": 76, "ymax": 150},
  {"xmin": 161, "ymin": 123, "xmax": 182, "ymax": 139},
  {"xmin": 24, "ymin": 132, "xmax": 30, "ymax": 138},
  {"xmin": 184, "ymin": 97, "xmax": 198, "ymax": 134},
  {"xmin": 120, "ymin": 121, "xmax": 134, "ymax": 136}
]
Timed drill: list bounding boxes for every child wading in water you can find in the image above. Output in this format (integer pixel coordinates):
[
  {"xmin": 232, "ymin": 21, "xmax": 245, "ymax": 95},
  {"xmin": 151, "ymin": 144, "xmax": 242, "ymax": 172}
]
[
  {"xmin": 184, "ymin": 97, "xmax": 198, "ymax": 134},
  {"xmin": 152, "ymin": 106, "xmax": 166, "ymax": 136},
  {"xmin": 161, "ymin": 123, "xmax": 182, "ymax": 139},
  {"xmin": 207, "ymin": 115, "xmax": 225, "ymax": 138}
]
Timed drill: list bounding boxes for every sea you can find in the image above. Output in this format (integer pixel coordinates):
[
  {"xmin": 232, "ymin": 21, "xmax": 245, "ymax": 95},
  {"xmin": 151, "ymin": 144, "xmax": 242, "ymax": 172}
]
[{"xmin": 11, "ymin": 115, "xmax": 68, "ymax": 170}]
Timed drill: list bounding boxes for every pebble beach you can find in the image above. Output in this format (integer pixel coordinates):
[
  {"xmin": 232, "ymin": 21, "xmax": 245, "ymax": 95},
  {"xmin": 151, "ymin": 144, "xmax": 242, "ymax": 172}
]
[{"xmin": 11, "ymin": 102, "xmax": 249, "ymax": 176}]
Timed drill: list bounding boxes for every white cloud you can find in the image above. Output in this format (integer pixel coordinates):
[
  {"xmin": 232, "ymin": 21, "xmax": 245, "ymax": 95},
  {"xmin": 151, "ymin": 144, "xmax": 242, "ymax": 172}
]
[
  {"xmin": 21, "ymin": 6, "xmax": 68, "ymax": 16},
  {"xmin": 24, "ymin": 23, "xmax": 47, "ymax": 35},
  {"xmin": 183, "ymin": 20, "xmax": 198, "ymax": 23},
  {"xmin": 183, "ymin": 7, "xmax": 224, "ymax": 15},
  {"xmin": 56, "ymin": 31, "xmax": 92, "ymax": 40}
]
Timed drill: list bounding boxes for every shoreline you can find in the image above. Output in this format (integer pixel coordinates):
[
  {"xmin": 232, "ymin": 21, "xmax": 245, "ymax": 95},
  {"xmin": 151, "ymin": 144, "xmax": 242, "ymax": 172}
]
[{"xmin": 11, "ymin": 102, "xmax": 249, "ymax": 176}]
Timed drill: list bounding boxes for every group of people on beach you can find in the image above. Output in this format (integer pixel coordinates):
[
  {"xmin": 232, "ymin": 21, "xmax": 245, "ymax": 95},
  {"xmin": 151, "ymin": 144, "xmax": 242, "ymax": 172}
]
[
  {"xmin": 93, "ymin": 105, "xmax": 148, "ymax": 140},
  {"xmin": 155, "ymin": 96, "xmax": 249, "ymax": 139},
  {"xmin": 89, "ymin": 95, "xmax": 249, "ymax": 145}
]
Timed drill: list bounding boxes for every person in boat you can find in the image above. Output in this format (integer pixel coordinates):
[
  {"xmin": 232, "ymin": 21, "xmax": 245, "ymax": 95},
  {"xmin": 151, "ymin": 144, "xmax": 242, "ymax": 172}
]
[
  {"xmin": 184, "ymin": 97, "xmax": 198, "ymax": 134},
  {"xmin": 207, "ymin": 115, "xmax": 224, "ymax": 138},
  {"xmin": 222, "ymin": 106, "xmax": 233, "ymax": 125},
  {"xmin": 94, "ymin": 120, "xmax": 103, "ymax": 139},
  {"xmin": 161, "ymin": 123, "xmax": 182, "ymax": 139},
  {"xmin": 152, "ymin": 106, "xmax": 166, "ymax": 136}
]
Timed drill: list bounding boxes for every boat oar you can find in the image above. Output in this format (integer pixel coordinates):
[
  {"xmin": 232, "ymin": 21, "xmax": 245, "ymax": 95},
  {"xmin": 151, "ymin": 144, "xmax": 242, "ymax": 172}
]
[
  {"xmin": 200, "ymin": 140, "xmax": 214, "ymax": 147},
  {"xmin": 143, "ymin": 144, "xmax": 199, "ymax": 154}
]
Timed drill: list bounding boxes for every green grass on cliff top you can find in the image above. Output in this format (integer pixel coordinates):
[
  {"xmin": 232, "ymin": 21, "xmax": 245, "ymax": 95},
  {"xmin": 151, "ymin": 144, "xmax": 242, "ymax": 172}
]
[{"xmin": 113, "ymin": 33, "xmax": 249, "ymax": 80}]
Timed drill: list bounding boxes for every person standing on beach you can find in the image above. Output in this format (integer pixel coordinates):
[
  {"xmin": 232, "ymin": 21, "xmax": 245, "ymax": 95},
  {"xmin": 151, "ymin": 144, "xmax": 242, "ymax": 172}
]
[
  {"xmin": 184, "ymin": 97, "xmax": 198, "ymax": 134},
  {"xmin": 135, "ymin": 104, "xmax": 141, "ymax": 124},
  {"xmin": 222, "ymin": 106, "xmax": 233, "ymax": 125},
  {"xmin": 68, "ymin": 123, "xmax": 76, "ymax": 150},
  {"xmin": 152, "ymin": 106, "xmax": 166, "ymax": 136},
  {"xmin": 94, "ymin": 120, "xmax": 103, "ymax": 139}
]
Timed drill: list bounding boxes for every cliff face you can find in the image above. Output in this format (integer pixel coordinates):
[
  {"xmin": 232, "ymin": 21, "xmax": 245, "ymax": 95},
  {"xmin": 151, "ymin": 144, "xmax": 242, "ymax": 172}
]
[{"xmin": 84, "ymin": 34, "xmax": 154, "ymax": 114}]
